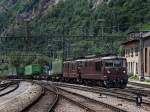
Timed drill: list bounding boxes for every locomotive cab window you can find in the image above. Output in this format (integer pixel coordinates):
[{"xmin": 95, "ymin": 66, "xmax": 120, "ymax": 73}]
[
  {"xmin": 104, "ymin": 59, "xmax": 126, "ymax": 68},
  {"xmin": 96, "ymin": 61, "xmax": 102, "ymax": 71}
]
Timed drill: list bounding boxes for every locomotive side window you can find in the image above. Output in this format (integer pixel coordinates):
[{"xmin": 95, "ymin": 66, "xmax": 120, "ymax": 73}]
[
  {"xmin": 72, "ymin": 63, "xmax": 76, "ymax": 70},
  {"xmin": 85, "ymin": 62, "xmax": 88, "ymax": 67},
  {"xmin": 105, "ymin": 60, "xmax": 113, "ymax": 67},
  {"xmin": 96, "ymin": 61, "xmax": 102, "ymax": 71},
  {"xmin": 72, "ymin": 63, "xmax": 73, "ymax": 69},
  {"xmin": 78, "ymin": 61, "xmax": 82, "ymax": 67}
]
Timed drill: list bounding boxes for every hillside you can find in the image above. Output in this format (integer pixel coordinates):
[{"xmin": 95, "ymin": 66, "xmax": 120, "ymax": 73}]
[{"xmin": 0, "ymin": 0, "xmax": 150, "ymax": 68}]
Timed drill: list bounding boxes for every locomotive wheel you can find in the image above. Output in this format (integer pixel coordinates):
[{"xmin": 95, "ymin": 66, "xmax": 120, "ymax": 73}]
[
  {"xmin": 119, "ymin": 84, "xmax": 127, "ymax": 89},
  {"xmin": 84, "ymin": 80, "xmax": 87, "ymax": 85},
  {"xmin": 97, "ymin": 81, "xmax": 103, "ymax": 87},
  {"xmin": 76, "ymin": 77, "xmax": 83, "ymax": 84},
  {"xmin": 104, "ymin": 81, "xmax": 110, "ymax": 88},
  {"xmin": 60, "ymin": 77, "xmax": 64, "ymax": 82}
]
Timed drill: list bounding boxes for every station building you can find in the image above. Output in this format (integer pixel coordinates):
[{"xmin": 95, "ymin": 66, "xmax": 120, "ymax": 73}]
[{"xmin": 122, "ymin": 31, "xmax": 150, "ymax": 79}]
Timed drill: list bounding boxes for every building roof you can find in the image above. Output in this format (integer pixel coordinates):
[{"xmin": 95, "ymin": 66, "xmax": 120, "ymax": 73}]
[
  {"xmin": 143, "ymin": 32, "xmax": 150, "ymax": 38},
  {"xmin": 122, "ymin": 31, "xmax": 150, "ymax": 45}
]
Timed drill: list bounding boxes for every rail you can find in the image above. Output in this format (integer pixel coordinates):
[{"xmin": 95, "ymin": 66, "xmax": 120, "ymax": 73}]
[
  {"xmin": 57, "ymin": 87, "xmax": 127, "ymax": 112},
  {"xmin": 0, "ymin": 81, "xmax": 20, "ymax": 97},
  {"xmin": 128, "ymin": 81, "xmax": 150, "ymax": 88},
  {"xmin": 53, "ymin": 82, "xmax": 150, "ymax": 106},
  {"xmin": 42, "ymin": 81, "xmax": 127, "ymax": 112},
  {"xmin": 30, "ymin": 81, "xmax": 59, "ymax": 112}
]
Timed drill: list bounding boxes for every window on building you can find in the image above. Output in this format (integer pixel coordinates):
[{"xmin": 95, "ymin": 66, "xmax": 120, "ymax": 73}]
[
  {"xmin": 127, "ymin": 49, "xmax": 129, "ymax": 57},
  {"xmin": 136, "ymin": 63, "xmax": 138, "ymax": 74},
  {"xmin": 130, "ymin": 62, "xmax": 131, "ymax": 73},
  {"xmin": 129, "ymin": 49, "xmax": 131, "ymax": 57},
  {"xmin": 125, "ymin": 49, "xmax": 127, "ymax": 57},
  {"xmin": 131, "ymin": 62, "xmax": 132, "ymax": 73},
  {"xmin": 133, "ymin": 62, "xmax": 134, "ymax": 73},
  {"xmin": 129, "ymin": 62, "xmax": 130, "ymax": 72},
  {"xmin": 131, "ymin": 48, "xmax": 134, "ymax": 57},
  {"xmin": 128, "ymin": 49, "xmax": 129, "ymax": 57},
  {"xmin": 145, "ymin": 48, "xmax": 147, "ymax": 73},
  {"xmin": 127, "ymin": 62, "xmax": 129, "ymax": 72},
  {"xmin": 131, "ymin": 62, "xmax": 133, "ymax": 73},
  {"xmin": 135, "ymin": 47, "xmax": 138, "ymax": 56}
]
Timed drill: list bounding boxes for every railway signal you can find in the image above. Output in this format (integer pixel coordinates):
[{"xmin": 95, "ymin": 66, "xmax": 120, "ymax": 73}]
[{"xmin": 136, "ymin": 94, "xmax": 142, "ymax": 106}]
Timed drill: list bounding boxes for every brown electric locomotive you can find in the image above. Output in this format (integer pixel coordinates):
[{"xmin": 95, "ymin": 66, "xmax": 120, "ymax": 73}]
[{"xmin": 63, "ymin": 55, "xmax": 128, "ymax": 88}]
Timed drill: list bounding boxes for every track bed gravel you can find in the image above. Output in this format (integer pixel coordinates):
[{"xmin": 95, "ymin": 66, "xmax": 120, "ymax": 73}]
[
  {"xmin": 54, "ymin": 97, "xmax": 86, "ymax": 112},
  {"xmin": 59, "ymin": 89, "xmax": 114, "ymax": 112},
  {"xmin": 58, "ymin": 86, "xmax": 150, "ymax": 112},
  {"xmin": 23, "ymin": 89, "xmax": 56, "ymax": 112}
]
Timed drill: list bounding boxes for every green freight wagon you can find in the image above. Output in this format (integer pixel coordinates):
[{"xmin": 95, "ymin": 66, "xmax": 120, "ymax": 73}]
[
  {"xmin": 6, "ymin": 66, "xmax": 17, "ymax": 79},
  {"xmin": 51, "ymin": 59, "xmax": 63, "ymax": 81},
  {"xmin": 24, "ymin": 64, "xmax": 43, "ymax": 75},
  {"xmin": 16, "ymin": 67, "xmax": 24, "ymax": 75},
  {"xmin": 9, "ymin": 66, "xmax": 17, "ymax": 75}
]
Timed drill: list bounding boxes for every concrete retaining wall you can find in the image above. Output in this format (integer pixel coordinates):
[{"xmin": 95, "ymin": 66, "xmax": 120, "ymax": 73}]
[{"xmin": 0, "ymin": 83, "xmax": 43, "ymax": 112}]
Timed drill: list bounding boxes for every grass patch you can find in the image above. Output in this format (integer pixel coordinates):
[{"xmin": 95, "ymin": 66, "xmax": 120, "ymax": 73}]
[
  {"xmin": 145, "ymin": 80, "xmax": 150, "ymax": 83},
  {"xmin": 129, "ymin": 74, "xmax": 150, "ymax": 83},
  {"xmin": 129, "ymin": 74, "xmax": 139, "ymax": 80}
]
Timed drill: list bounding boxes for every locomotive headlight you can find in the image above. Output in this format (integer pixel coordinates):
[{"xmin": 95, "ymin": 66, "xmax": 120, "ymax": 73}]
[
  {"xmin": 107, "ymin": 70, "xmax": 111, "ymax": 74},
  {"xmin": 123, "ymin": 70, "xmax": 126, "ymax": 74}
]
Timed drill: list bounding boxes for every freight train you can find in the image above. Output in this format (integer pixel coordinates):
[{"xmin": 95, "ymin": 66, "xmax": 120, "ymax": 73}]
[{"xmin": 7, "ymin": 54, "xmax": 128, "ymax": 88}]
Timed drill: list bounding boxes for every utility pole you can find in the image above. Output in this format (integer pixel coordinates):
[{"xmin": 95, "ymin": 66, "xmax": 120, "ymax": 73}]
[
  {"xmin": 24, "ymin": 19, "xmax": 31, "ymax": 51},
  {"xmin": 117, "ymin": 24, "xmax": 120, "ymax": 32},
  {"xmin": 62, "ymin": 25, "xmax": 66, "ymax": 61},
  {"xmin": 139, "ymin": 32, "xmax": 145, "ymax": 81},
  {"xmin": 47, "ymin": 39, "xmax": 51, "ymax": 57},
  {"xmin": 97, "ymin": 19, "xmax": 105, "ymax": 42}
]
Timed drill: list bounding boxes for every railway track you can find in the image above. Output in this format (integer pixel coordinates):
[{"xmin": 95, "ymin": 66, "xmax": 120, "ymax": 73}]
[
  {"xmin": 58, "ymin": 87, "xmax": 127, "ymax": 112},
  {"xmin": 21, "ymin": 80, "xmax": 150, "ymax": 112},
  {"xmin": 0, "ymin": 80, "xmax": 12, "ymax": 88},
  {"xmin": 22, "ymin": 81, "xmax": 59, "ymax": 112},
  {"xmin": 0, "ymin": 83, "xmax": 11, "ymax": 92},
  {"xmin": 52, "ymin": 81, "xmax": 150, "ymax": 106},
  {"xmin": 0, "ymin": 80, "xmax": 20, "ymax": 97},
  {"xmin": 36, "ymin": 81, "xmax": 130, "ymax": 112},
  {"xmin": 128, "ymin": 81, "xmax": 150, "ymax": 88}
]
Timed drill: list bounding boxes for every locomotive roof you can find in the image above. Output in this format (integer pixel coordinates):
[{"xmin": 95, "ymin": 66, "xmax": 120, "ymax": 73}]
[
  {"xmin": 64, "ymin": 56, "xmax": 125, "ymax": 63},
  {"xmin": 101, "ymin": 56, "xmax": 126, "ymax": 60},
  {"xmin": 75, "ymin": 58, "xmax": 99, "ymax": 62}
]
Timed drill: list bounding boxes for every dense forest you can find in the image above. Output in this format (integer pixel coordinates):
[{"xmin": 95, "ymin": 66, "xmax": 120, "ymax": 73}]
[{"xmin": 0, "ymin": 0, "xmax": 150, "ymax": 74}]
